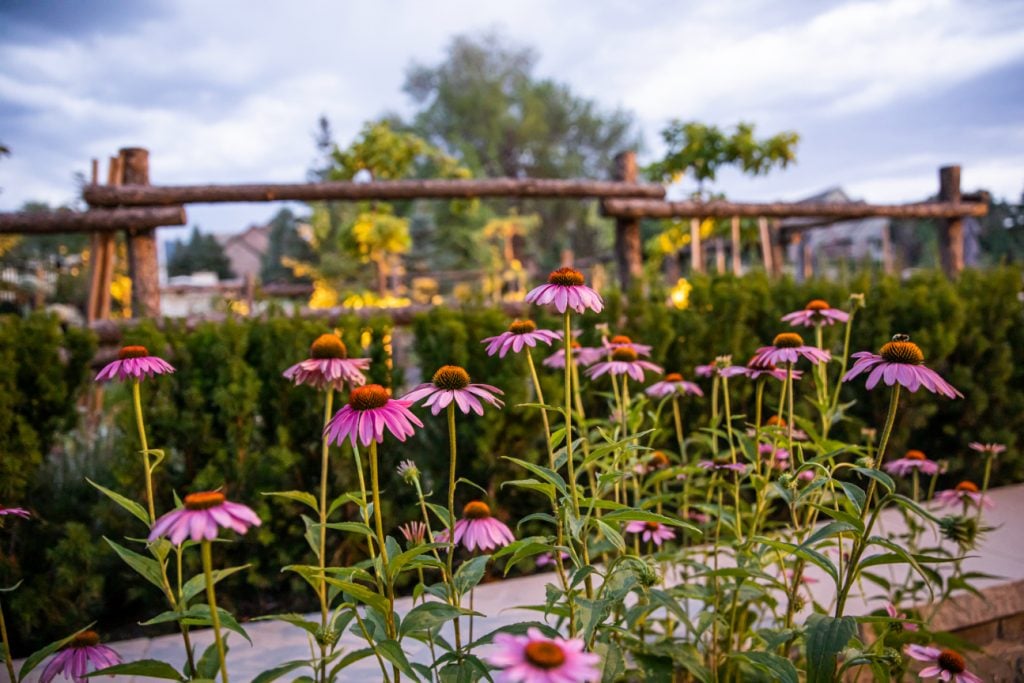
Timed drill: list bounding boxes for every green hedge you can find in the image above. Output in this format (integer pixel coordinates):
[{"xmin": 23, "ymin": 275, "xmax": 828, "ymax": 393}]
[{"xmin": 2, "ymin": 267, "xmax": 1022, "ymax": 651}]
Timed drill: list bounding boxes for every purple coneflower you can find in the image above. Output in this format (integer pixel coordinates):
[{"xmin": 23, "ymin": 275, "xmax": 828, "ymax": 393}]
[
  {"xmin": 487, "ymin": 627, "xmax": 600, "ymax": 683},
  {"xmin": 758, "ymin": 415, "xmax": 807, "ymax": 441},
  {"xmin": 744, "ymin": 355, "xmax": 804, "ymax": 382},
  {"xmin": 403, "ymin": 365, "xmax": 504, "ymax": 416},
  {"xmin": 885, "ymin": 602, "xmax": 918, "ymax": 631},
  {"xmin": 0, "ymin": 505, "xmax": 30, "ymax": 519},
  {"xmin": 751, "ymin": 332, "xmax": 831, "ymax": 367},
  {"xmin": 646, "ymin": 372, "xmax": 704, "ymax": 399},
  {"xmin": 542, "ymin": 341, "xmax": 603, "ymax": 369},
  {"xmin": 95, "ymin": 345, "xmax": 175, "ymax": 383},
  {"xmin": 698, "ymin": 460, "xmax": 747, "ymax": 474},
  {"xmin": 969, "ymin": 442, "xmax": 1006, "ymax": 457},
  {"xmin": 39, "ymin": 630, "xmax": 121, "ymax": 683},
  {"xmin": 148, "ymin": 491, "xmax": 261, "ymax": 545},
  {"xmin": 624, "ymin": 520, "xmax": 676, "ymax": 546},
  {"xmin": 282, "ymin": 333, "xmax": 370, "ymax": 390},
  {"xmin": 324, "ymin": 384, "xmax": 423, "ymax": 448},
  {"xmin": 842, "ymin": 334, "xmax": 962, "ymax": 398},
  {"xmin": 398, "ymin": 521, "xmax": 427, "ymax": 545},
  {"xmin": 535, "ymin": 550, "xmax": 570, "ymax": 568},
  {"xmin": 934, "ymin": 481, "xmax": 993, "ymax": 510},
  {"xmin": 684, "ymin": 509, "xmax": 711, "ymax": 525},
  {"xmin": 603, "ymin": 334, "xmax": 653, "ymax": 357},
  {"xmin": 525, "ymin": 267, "xmax": 603, "ymax": 314},
  {"xmin": 781, "ymin": 299, "xmax": 850, "ymax": 327},
  {"xmin": 482, "ymin": 320, "xmax": 561, "ymax": 358},
  {"xmin": 905, "ymin": 645, "xmax": 982, "ymax": 683},
  {"xmin": 759, "ymin": 443, "xmax": 790, "ymax": 470},
  {"xmin": 585, "ymin": 347, "xmax": 662, "ymax": 383},
  {"xmin": 883, "ymin": 449, "xmax": 939, "ymax": 477},
  {"xmin": 436, "ymin": 501, "xmax": 515, "ymax": 552}
]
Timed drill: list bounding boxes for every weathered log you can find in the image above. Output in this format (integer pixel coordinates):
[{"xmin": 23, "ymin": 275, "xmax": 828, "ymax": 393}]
[
  {"xmin": 0, "ymin": 205, "xmax": 186, "ymax": 234},
  {"xmin": 602, "ymin": 198, "xmax": 988, "ymax": 220},
  {"xmin": 119, "ymin": 148, "xmax": 161, "ymax": 318},
  {"xmin": 612, "ymin": 151, "xmax": 644, "ymax": 289},
  {"xmin": 938, "ymin": 166, "xmax": 964, "ymax": 277},
  {"xmin": 83, "ymin": 177, "xmax": 666, "ymax": 206}
]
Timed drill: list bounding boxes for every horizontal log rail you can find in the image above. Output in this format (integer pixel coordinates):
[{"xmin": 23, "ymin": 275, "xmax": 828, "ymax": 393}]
[
  {"xmin": 0, "ymin": 206, "xmax": 186, "ymax": 234},
  {"xmin": 601, "ymin": 198, "xmax": 989, "ymax": 220},
  {"xmin": 82, "ymin": 178, "xmax": 667, "ymax": 206}
]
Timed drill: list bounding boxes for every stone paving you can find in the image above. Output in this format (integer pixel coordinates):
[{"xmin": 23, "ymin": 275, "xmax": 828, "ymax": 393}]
[{"xmin": 17, "ymin": 483, "xmax": 1024, "ymax": 682}]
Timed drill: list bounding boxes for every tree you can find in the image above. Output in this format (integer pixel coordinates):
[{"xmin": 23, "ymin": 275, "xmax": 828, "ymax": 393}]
[
  {"xmin": 402, "ymin": 32, "xmax": 638, "ymax": 265},
  {"xmin": 261, "ymin": 208, "xmax": 313, "ymax": 284},
  {"xmin": 167, "ymin": 226, "xmax": 234, "ymax": 279}
]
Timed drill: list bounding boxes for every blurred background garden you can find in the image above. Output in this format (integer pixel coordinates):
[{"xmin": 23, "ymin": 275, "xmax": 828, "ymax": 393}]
[{"xmin": 2, "ymin": 0, "xmax": 1023, "ymax": 659}]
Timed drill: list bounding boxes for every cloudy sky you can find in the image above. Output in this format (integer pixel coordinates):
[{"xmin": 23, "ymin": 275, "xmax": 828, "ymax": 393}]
[{"xmin": 1, "ymin": 0, "xmax": 1022, "ymax": 240}]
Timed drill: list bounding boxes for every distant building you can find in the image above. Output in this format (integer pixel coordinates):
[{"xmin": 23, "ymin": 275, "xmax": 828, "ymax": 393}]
[{"xmin": 217, "ymin": 225, "xmax": 269, "ymax": 282}]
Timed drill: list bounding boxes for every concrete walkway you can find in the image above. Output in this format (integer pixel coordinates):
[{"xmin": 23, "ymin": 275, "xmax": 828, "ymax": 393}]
[{"xmin": 18, "ymin": 483, "xmax": 1024, "ymax": 682}]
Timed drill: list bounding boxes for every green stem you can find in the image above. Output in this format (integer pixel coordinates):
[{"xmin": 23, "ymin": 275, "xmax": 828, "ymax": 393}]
[
  {"xmin": 976, "ymin": 457, "xmax": 994, "ymax": 524},
  {"xmin": 445, "ymin": 404, "xmax": 463, "ymax": 653},
  {"xmin": 316, "ymin": 389, "xmax": 334, "ymax": 683},
  {"xmin": 561, "ymin": 312, "xmax": 582, "ymax": 526},
  {"xmin": 835, "ymin": 385, "xmax": 900, "ymax": 617},
  {"xmin": 0, "ymin": 597, "xmax": 15, "ymax": 683},
  {"xmin": 201, "ymin": 541, "xmax": 229, "ymax": 683},
  {"xmin": 369, "ymin": 440, "xmax": 400, "ymax": 682},
  {"xmin": 720, "ymin": 376, "xmax": 742, "ymax": 543},
  {"xmin": 131, "ymin": 379, "xmax": 156, "ymax": 523},
  {"xmin": 826, "ymin": 307, "xmax": 858, "ymax": 438}
]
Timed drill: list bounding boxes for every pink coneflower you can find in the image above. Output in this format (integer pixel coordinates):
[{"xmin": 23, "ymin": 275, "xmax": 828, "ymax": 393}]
[
  {"xmin": 436, "ymin": 501, "xmax": 515, "ymax": 552},
  {"xmin": 759, "ymin": 443, "xmax": 790, "ymax": 470},
  {"xmin": 797, "ymin": 469, "xmax": 816, "ymax": 482},
  {"xmin": 684, "ymin": 509, "xmax": 711, "ymax": 525},
  {"xmin": 698, "ymin": 460, "xmax": 747, "ymax": 474},
  {"xmin": 282, "ymin": 333, "xmax": 370, "ymax": 390},
  {"xmin": 148, "ymin": 491, "xmax": 261, "ymax": 545},
  {"xmin": 525, "ymin": 267, "xmax": 603, "ymax": 314},
  {"xmin": 885, "ymin": 602, "xmax": 918, "ymax": 631},
  {"xmin": 695, "ymin": 363, "xmax": 714, "ymax": 378},
  {"xmin": 535, "ymin": 551, "xmax": 570, "ymax": 568},
  {"xmin": 905, "ymin": 645, "xmax": 982, "ymax": 683},
  {"xmin": 842, "ymin": 335, "xmax": 962, "ymax": 398},
  {"xmin": 482, "ymin": 320, "xmax": 562, "ymax": 358},
  {"xmin": 585, "ymin": 347, "xmax": 663, "ymax": 383},
  {"xmin": 884, "ymin": 449, "xmax": 939, "ymax": 477},
  {"xmin": 603, "ymin": 334, "xmax": 653, "ymax": 357},
  {"xmin": 487, "ymin": 627, "xmax": 600, "ymax": 683},
  {"xmin": 751, "ymin": 332, "xmax": 831, "ymax": 367},
  {"xmin": 396, "ymin": 459, "xmax": 420, "ymax": 483},
  {"xmin": 399, "ymin": 521, "xmax": 427, "ymax": 545},
  {"xmin": 969, "ymin": 442, "xmax": 1006, "ymax": 457},
  {"xmin": 934, "ymin": 481, "xmax": 994, "ymax": 510},
  {"xmin": 624, "ymin": 520, "xmax": 676, "ymax": 546},
  {"xmin": 781, "ymin": 299, "xmax": 850, "ymax": 327},
  {"xmin": 542, "ymin": 342, "xmax": 603, "ymax": 369},
  {"xmin": 744, "ymin": 355, "xmax": 804, "ymax": 382},
  {"xmin": 39, "ymin": 630, "xmax": 121, "ymax": 683},
  {"xmin": 94, "ymin": 345, "xmax": 175, "ymax": 383},
  {"xmin": 757, "ymin": 415, "xmax": 807, "ymax": 441},
  {"xmin": 324, "ymin": 384, "xmax": 423, "ymax": 448},
  {"xmin": 646, "ymin": 372, "xmax": 704, "ymax": 399},
  {"xmin": 403, "ymin": 365, "xmax": 504, "ymax": 416},
  {"xmin": 0, "ymin": 505, "xmax": 30, "ymax": 519}
]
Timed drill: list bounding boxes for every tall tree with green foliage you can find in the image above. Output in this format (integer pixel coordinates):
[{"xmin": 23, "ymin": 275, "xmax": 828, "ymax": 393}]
[
  {"xmin": 167, "ymin": 226, "xmax": 234, "ymax": 279},
  {"xmin": 402, "ymin": 32, "xmax": 638, "ymax": 265}
]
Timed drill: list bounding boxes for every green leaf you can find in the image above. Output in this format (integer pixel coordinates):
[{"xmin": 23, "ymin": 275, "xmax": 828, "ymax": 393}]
[
  {"xmin": 196, "ymin": 640, "xmax": 227, "ymax": 680},
  {"xmin": 730, "ymin": 652, "xmax": 798, "ymax": 683},
  {"xmin": 323, "ymin": 577, "xmax": 389, "ymax": 614},
  {"xmin": 804, "ymin": 613, "xmax": 856, "ymax": 683},
  {"xmin": 399, "ymin": 601, "xmax": 465, "ymax": 637},
  {"xmin": 88, "ymin": 478, "xmax": 149, "ymax": 525},
  {"xmin": 252, "ymin": 660, "xmax": 310, "ymax": 683},
  {"xmin": 87, "ymin": 659, "xmax": 184, "ymax": 680},
  {"xmin": 601, "ymin": 508, "xmax": 701, "ymax": 536},
  {"xmin": 501, "ymin": 456, "xmax": 567, "ymax": 497},
  {"xmin": 104, "ymin": 537, "xmax": 165, "ymax": 592},
  {"xmin": 594, "ymin": 519, "xmax": 625, "ymax": 553},
  {"xmin": 839, "ymin": 481, "xmax": 866, "ymax": 514},
  {"xmin": 797, "ymin": 521, "xmax": 861, "ymax": 551},
  {"xmin": 19, "ymin": 623, "xmax": 95, "ymax": 682},
  {"xmin": 376, "ymin": 639, "xmax": 418, "ymax": 680},
  {"xmin": 263, "ymin": 490, "xmax": 319, "ymax": 513},
  {"xmin": 851, "ymin": 466, "xmax": 894, "ymax": 493},
  {"xmin": 181, "ymin": 564, "xmax": 250, "ymax": 603},
  {"xmin": 323, "ymin": 521, "xmax": 375, "ymax": 536},
  {"xmin": 251, "ymin": 613, "xmax": 320, "ymax": 637},
  {"xmin": 755, "ymin": 536, "xmax": 838, "ymax": 582},
  {"xmin": 453, "ymin": 555, "xmax": 490, "ymax": 594}
]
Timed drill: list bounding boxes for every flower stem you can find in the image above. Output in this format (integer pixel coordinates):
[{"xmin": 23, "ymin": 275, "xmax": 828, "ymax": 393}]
[
  {"xmin": 826, "ymin": 306, "xmax": 858, "ymax": 438},
  {"xmin": 131, "ymin": 379, "xmax": 156, "ymax": 524},
  {"xmin": 671, "ymin": 396, "xmax": 686, "ymax": 461},
  {"xmin": 976, "ymin": 456, "xmax": 994, "ymax": 524},
  {"xmin": 0, "ymin": 597, "xmax": 15, "ymax": 683},
  {"xmin": 445, "ymin": 404, "xmax": 463, "ymax": 653},
  {"xmin": 835, "ymin": 384, "xmax": 900, "ymax": 617},
  {"xmin": 316, "ymin": 389, "xmax": 334, "ymax": 683},
  {"xmin": 720, "ymin": 375, "xmax": 743, "ymax": 543},
  {"xmin": 201, "ymin": 540, "xmax": 229, "ymax": 683},
  {"xmin": 369, "ymin": 440, "xmax": 400, "ymax": 681},
  {"xmin": 562, "ymin": 311, "xmax": 582, "ymax": 521}
]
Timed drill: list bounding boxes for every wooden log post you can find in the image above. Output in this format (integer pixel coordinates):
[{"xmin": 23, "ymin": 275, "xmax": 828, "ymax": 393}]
[
  {"xmin": 714, "ymin": 237, "xmax": 726, "ymax": 274},
  {"xmin": 938, "ymin": 165, "xmax": 964, "ymax": 277},
  {"xmin": 690, "ymin": 217, "xmax": 704, "ymax": 274},
  {"xmin": 730, "ymin": 216, "xmax": 743, "ymax": 276},
  {"xmin": 881, "ymin": 221, "xmax": 895, "ymax": 275},
  {"xmin": 613, "ymin": 151, "xmax": 644, "ymax": 290},
  {"xmin": 758, "ymin": 217, "xmax": 774, "ymax": 274},
  {"xmin": 121, "ymin": 148, "xmax": 161, "ymax": 318}
]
